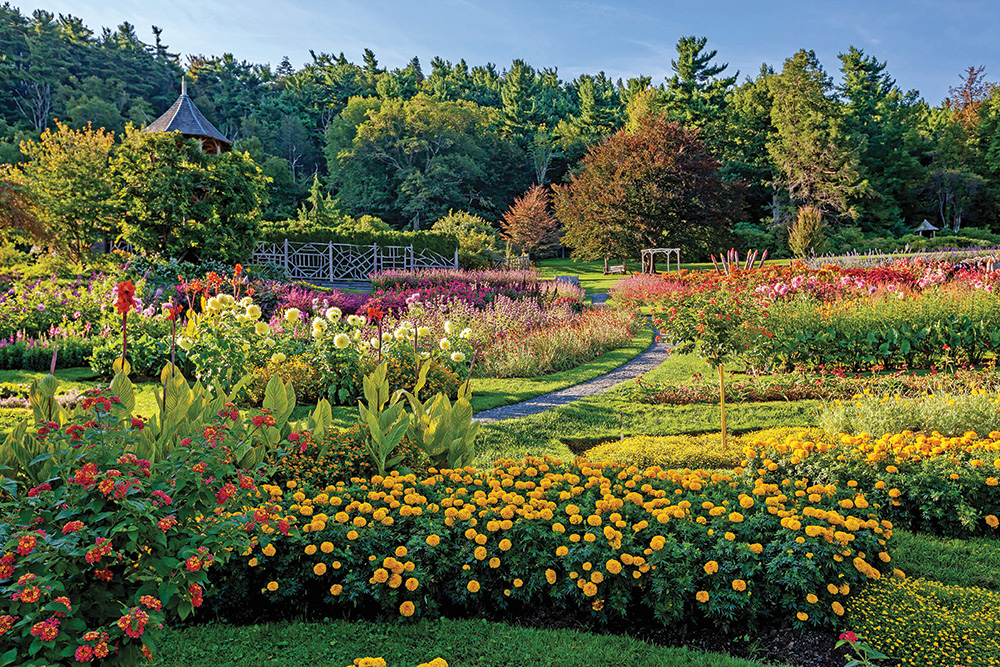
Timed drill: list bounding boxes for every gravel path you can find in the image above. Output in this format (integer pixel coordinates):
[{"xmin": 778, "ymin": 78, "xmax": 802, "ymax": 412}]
[{"xmin": 474, "ymin": 295, "xmax": 670, "ymax": 424}]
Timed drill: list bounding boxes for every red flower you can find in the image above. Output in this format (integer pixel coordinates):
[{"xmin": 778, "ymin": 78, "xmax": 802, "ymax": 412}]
[
  {"xmin": 366, "ymin": 305, "xmax": 385, "ymax": 322},
  {"xmin": 839, "ymin": 631, "xmax": 858, "ymax": 644},
  {"xmin": 62, "ymin": 520, "xmax": 84, "ymax": 534},
  {"xmin": 115, "ymin": 281, "xmax": 137, "ymax": 316}
]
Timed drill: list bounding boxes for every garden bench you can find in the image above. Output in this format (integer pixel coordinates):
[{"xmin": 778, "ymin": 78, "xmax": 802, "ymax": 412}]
[{"xmin": 603, "ymin": 258, "xmax": 628, "ymax": 275}]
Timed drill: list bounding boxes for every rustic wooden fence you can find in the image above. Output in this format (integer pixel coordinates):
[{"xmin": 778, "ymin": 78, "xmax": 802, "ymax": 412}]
[{"xmin": 252, "ymin": 240, "xmax": 459, "ymax": 282}]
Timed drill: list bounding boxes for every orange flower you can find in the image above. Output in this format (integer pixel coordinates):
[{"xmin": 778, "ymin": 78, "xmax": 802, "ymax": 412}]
[{"xmin": 399, "ymin": 601, "xmax": 415, "ymax": 617}]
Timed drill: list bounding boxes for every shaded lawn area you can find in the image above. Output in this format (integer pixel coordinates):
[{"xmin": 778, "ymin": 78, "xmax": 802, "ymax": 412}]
[{"xmin": 154, "ymin": 618, "xmax": 790, "ymax": 667}]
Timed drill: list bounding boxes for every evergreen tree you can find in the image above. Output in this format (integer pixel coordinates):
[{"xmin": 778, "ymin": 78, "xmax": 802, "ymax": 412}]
[{"xmin": 768, "ymin": 50, "xmax": 865, "ymax": 219}]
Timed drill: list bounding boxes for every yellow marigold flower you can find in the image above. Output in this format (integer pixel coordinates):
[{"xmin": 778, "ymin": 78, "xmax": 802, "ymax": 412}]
[
  {"xmin": 513, "ymin": 579, "xmax": 523, "ymax": 588},
  {"xmin": 827, "ymin": 583, "xmax": 839, "ymax": 595},
  {"xmin": 321, "ymin": 541, "xmax": 334, "ymax": 553},
  {"xmin": 474, "ymin": 546, "xmax": 487, "ymax": 560},
  {"xmin": 986, "ymin": 515, "xmax": 999, "ymax": 528},
  {"xmin": 426, "ymin": 534, "xmax": 441, "ymax": 546},
  {"xmin": 749, "ymin": 543, "xmax": 763, "ymax": 555},
  {"xmin": 347, "ymin": 531, "xmax": 359, "ymax": 540},
  {"xmin": 353, "ymin": 516, "xmax": 367, "ymax": 527},
  {"xmin": 988, "ymin": 477, "xmax": 999, "ymax": 487},
  {"xmin": 266, "ymin": 581, "xmax": 278, "ymax": 591},
  {"xmin": 590, "ymin": 571, "xmax": 604, "ymax": 584},
  {"xmin": 606, "ymin": 559, "xmax": 622, "ymax": 574},
  {"xmin": 467, "ymin": 580, "xmax": 480, "ymax": 593},
  {"xmin": 262, "ymin": 544, "xmax": 276, "ymax": 557},
  {"xmin": 586, "ymin": 514, "xmax": 602, "ymax": 527},
  {"xmin": 650, "ymin": 535, "xmax": 666, "ymax": 551},
  {"xmin": 878, "ymin": 552, "xmax": 891, "ymax": 563},
  {"xmin": 489, "ymin": 557, "xmax": 500, "ymax": 569},
  {"xmin": 831, "ymin": 601, "xmax": 845, "ymax": 616},
  {"xmin": 704, "ymin": 561, "xmax": 719, "ymax": 575},
  {"xmin": 546, "ymin": 569, "xmax": 557, "ymax": 584},
  {"xmin": 724, "ymin": 532, "xmax": 735, "ymax": 541},
  {"xmin": 796, "ymin": 612, "xmax": 808, "ymax": 621},
  {"xmin": 330, "ymin": 584, "xmax": 343, "ymax": 595},
  {"xmin": 314, "ymin": 563, "xmax": 327, "ymax": 576},
  {"xmin": 696, "ymin": 591, "xmax": 710, "ymax": 603},
  {"xmin": 356, "ymin": 659, "xmax": 386, "ymax": 667},
  {"xmin": 732, "ymin": 579, "xmax": 747, "ymax": 592},
  {"xmin": 728, "ymin": 512, "xmax": 744, "ymax": 523},
  {"xmin": 334, "ymin": 512, "xmax": 349, "ymax": 523},
  {"xmin": 806, "ymin": 594, "xmax": 818, "ymax": 604},
  {"xmin": 555, "ymin": 545, "xmax": 569, "ymax": 557},
  {"xmin": 394, "ymin": 546, "xmax": 408, "ymax": 558},
  {"xmin": 373, "ymin": 568, "xmax": 389, "ymax": 584},
  {"xmin": 405, "ymin": 577, "xmax": 419, "ymax": 591},
  {"xmin": 304, "ymin": 545, "xmax": 317, "ymax": 555},
  {"xmin": 399, "ymin": 601, "xmax": 415, "ymax": 617},
  {"xmin": 388, "ymin": 574, "xmax": 402, "ymax": 589},
  {"xmin": 498, "ymin": 538, "xmax": 512, "ymax": 551},
  {"xmin": 582, "ymin": 582, "xmax": 598, "ymax": 597}
]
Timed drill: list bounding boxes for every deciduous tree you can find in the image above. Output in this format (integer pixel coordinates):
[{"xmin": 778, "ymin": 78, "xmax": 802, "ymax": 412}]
[
  {"xmin": 553, "ymin": 114, "xmax": 740, "ymax": 262},
  {"xmin": 500, "ymin": 184, "xmax": 561, "ymax": 259}
]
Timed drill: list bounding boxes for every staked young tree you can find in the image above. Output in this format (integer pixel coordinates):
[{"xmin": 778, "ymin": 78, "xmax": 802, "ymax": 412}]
[
  {"xmin": 500, "ymin": 183, "xmax": 561, "ymax": 259},
  {"xmin": 553, "ymin": 114, "xmax": 740, "ymax": 262},
  {"xmin": 768, "ymin": 50, "xmax": 865, "ymax": 219}
]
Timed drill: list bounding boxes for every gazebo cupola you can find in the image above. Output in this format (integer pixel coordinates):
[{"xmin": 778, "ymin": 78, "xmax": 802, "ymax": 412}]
[{"xmin": 143, "ymin": 78, "xmax": 232, "ymax": 154}]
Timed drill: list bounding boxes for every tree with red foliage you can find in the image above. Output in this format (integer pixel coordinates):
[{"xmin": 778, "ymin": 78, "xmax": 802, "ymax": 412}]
[
  {"xmin": 552, "ymin": 114, "xmax": 740, "ymax": 262},
  {"xmin": 946, "ymin": 65, "xmax": 995, "ymax": 132},
  {"xmin": 500, "ymin": 183, "xmax": 561, "ymax": 259}
]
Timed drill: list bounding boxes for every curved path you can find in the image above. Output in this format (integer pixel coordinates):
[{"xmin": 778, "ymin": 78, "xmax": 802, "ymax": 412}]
[{"xmin": 474, "ymin": 294, "xmax": 671, "ymax": 424}]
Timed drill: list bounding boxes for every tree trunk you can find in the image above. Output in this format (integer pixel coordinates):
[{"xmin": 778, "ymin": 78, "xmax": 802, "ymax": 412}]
[{"xmin": 719, "ymin": 363, "xmax": 728, "ymax": 452}]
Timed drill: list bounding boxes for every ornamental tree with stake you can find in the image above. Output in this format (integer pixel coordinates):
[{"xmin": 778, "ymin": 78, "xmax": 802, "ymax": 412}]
[{"xmin": 653, "ymin": 280, "xmax": 770, "ymax": 450}]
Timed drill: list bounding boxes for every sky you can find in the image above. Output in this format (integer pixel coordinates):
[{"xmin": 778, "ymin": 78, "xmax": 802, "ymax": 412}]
[{"xmin": 12, "ymin": 0, "xmax": 1000, "ymax": 104}]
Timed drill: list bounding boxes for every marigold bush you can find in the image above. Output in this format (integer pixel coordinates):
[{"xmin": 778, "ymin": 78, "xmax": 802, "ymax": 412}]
[
  {"xmin": 211, "ymin": 456, "xmax": 893, "ymax": 632},
  {"xmin": 744, "ymin": 429, "xmax": 1000, "ymax": 537},
  {"xmin": 847, "ymin": 576, "xmax": 1000, "ymax": 667}
]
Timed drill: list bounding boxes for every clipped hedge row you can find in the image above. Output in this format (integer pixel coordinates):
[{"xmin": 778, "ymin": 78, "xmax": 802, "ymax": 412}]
[{"xmin": 259, "ymin": 221, "xmax": 459, "ymax": 256}]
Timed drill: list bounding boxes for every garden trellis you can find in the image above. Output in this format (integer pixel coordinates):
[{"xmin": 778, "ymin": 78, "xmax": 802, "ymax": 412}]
[{"xmin": 252, "ymin": 240, "xmax": 459, "ymax": 283}]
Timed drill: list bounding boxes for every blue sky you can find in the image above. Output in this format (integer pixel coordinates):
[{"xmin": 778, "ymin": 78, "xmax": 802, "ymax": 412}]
[{"xmin": 14, "ymin": 0, "xmax": 1000, "ymax": 104}]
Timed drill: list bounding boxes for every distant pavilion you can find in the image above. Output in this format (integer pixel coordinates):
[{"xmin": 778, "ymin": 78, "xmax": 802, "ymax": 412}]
[
  {"xmin": 914, "ymin": 219, "xmax": 939, "ymax": 239},
  {"xmin": 143, "ymin": 78, "xmax": 231, "ymax": 153}
]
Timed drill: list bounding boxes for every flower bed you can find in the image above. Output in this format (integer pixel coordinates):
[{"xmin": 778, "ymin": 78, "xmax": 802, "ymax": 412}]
[
  {"xmin": 211, "ymin": 456, "xmax": 893, "ymax": 633},
  {"xmin": 846, "ymin": 577, "xmax": 1000, "ymax": 666},
  {"xmin": 743, "ymin": 430, "xmax": 1000, "ymax": 538}
]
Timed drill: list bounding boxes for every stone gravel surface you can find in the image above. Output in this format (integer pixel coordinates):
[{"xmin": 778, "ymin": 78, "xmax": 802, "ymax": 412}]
[{"xmin": 474, "ymin": 294, "xmax": 670, "ymax": 423}]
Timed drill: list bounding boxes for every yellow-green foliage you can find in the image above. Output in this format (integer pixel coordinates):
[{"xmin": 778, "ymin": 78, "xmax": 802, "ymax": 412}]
[
  {"xmin": 269, "ymin": 426, "xmax": 429, "ymax": 488},
  {"xmin": 376, "ymin": 355, "xmax": 462, "ymax": 401},
  {"xmin": 248, "ymin": 356, "xmax": 327, "ymax": 404},
  {"xmin": 583, "ymin": 434, "xmax": 742, "ymax": 470},
  {"xmin": 0, "ymin": 408, "xmax": 28, "ymax": 434},
  {"xmin": 582, "ymin": 428, "xmax": 827, "ymax": 470},
  {"xmin": 848, "ymin": 577, "xmax": 1000, "ymax": 666}
]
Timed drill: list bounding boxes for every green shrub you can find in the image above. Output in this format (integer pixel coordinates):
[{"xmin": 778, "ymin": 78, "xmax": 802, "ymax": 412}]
[
  {"xmin": 248, "ymin": 356, "xmax": 327, "ymax": 405},
  {"xmin": 847, "ymin": 577, "xmax": 1000, "ymax": 667},
  {"xmin": 819, "ymin": 389, "xmax": 1000, "ymax": 438},
  {"xmin": 0, "ymin": 407, "xmax": 27, "ymax": 433},
  {"xmin": 258, "ymin": 221, "xmax": 459, "ymax": 257},
  {"xmin": 0, "ymin": 338, "xmax": 94, "ymax": 371},
  {"xmin": 266, "ymin": 426, "xmax": 429, "ymax": 489}
]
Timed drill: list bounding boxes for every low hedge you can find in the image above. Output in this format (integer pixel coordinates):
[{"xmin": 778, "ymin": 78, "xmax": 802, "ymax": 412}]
[{"xmin": 259, "ymin": 222, "xmax": 459, "ymax": 257}]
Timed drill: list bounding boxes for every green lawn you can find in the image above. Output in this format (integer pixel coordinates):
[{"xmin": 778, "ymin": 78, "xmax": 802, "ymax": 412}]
[
  {"xmin": 473, "ymin": 350, "xmax": 820, "ymax": 467},
  {"xmin": 0, "ymin": 367, "xmax": 164, "ymax": 417},
  {"xmin": 155, "ymin": 618, "xmax": 789, "ymax": 667},
  {"xmin": 469, "ymin": 326, "xmax": 653, "ymax": 412}
]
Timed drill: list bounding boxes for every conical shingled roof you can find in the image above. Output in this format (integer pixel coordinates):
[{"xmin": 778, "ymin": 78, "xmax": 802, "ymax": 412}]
[{"xmin": 143, "ymin": 80, "xmax": 231, "ymax": 147}]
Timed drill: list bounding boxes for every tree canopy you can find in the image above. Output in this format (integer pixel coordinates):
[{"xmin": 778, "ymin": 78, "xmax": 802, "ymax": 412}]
[{"xmin": 554, "ymin": 114, "xmax": 740, "ymax": 261}]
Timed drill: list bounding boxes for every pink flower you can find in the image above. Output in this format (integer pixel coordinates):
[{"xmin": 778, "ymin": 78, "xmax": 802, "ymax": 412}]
[{"xmin": 839, "ymin": 631, "xmax": 857, "ymax": 644}]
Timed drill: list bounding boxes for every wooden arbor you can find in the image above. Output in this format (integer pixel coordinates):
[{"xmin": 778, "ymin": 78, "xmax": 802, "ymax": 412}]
[{"xmin": 641, "ymin": 248, "xmax": 680, "ymax": 274}]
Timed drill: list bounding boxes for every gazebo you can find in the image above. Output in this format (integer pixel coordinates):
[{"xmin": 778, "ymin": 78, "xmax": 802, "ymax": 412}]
[
  {"xmin": 913, "ymin": 219, "xmax": 939, "ymax": 239},
  {"xmin": 143, "ymin": 78, "xmax": 232, "ymax": 154}
]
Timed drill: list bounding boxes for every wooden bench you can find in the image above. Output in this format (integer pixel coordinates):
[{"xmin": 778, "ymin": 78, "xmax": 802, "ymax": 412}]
[{"xmin": 603, "ymin": 258, "xmax": 628, "ymax": 275}]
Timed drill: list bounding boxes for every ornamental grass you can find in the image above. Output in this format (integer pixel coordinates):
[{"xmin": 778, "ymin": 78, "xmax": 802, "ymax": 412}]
[
  {"xmin": 743, "ymin": 429, "xmax": 1000, "ymax": 537},
  {"xmin": 847, "ymin": 577, "xmax": 1000, "ymax": 667},
  {"xmin": 208, "ymin": 456, "xmax": 894, "ymax": 632}
]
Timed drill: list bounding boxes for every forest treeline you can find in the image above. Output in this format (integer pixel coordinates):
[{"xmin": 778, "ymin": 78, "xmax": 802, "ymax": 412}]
[{"xmin": 3, "ymin": 5, "xmax": 1000, "ymax": 257}]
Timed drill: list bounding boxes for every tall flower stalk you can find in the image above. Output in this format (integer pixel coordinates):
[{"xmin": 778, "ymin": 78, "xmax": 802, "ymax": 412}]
[{"xmin": 114, "ymin": 280, "xmax": 137, "ymax": 375}]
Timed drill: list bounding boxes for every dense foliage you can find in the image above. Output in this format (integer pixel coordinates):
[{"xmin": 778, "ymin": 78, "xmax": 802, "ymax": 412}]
[{"xmin": 6, "ymin": 7, "xmax": 1000, "ymax": 260}]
